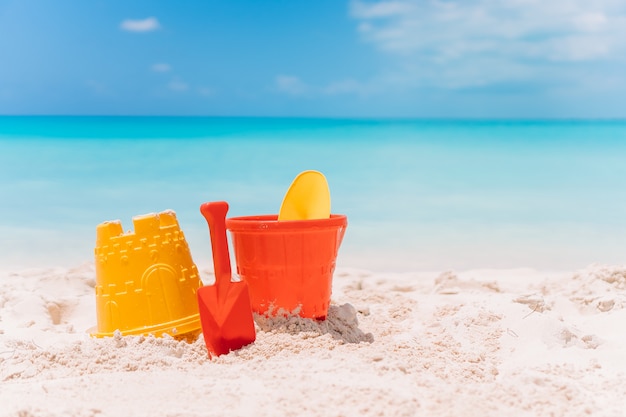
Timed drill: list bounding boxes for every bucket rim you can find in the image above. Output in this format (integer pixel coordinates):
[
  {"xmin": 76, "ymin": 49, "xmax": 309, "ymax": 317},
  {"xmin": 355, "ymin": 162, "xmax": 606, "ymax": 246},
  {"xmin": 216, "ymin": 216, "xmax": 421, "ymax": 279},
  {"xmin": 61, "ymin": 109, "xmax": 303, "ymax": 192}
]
[{"xmin": 226, "ymin": 214, "xmax": 347, "ymax": 231}]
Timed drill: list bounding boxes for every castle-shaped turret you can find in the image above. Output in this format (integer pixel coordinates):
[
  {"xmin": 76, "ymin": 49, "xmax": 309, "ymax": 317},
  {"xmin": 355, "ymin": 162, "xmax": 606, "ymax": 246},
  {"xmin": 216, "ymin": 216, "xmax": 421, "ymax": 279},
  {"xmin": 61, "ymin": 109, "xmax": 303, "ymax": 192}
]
[{"xmin": 92, "ymin": 210, "xmax": 201, "ymax": 338}]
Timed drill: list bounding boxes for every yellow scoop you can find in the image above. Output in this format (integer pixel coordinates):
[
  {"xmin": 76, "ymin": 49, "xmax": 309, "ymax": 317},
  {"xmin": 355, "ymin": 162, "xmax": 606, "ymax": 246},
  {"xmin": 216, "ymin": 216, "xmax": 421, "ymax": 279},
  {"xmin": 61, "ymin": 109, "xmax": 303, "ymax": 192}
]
[{"xmin": 278, "ymin": 170, "xmax": 331, "ymax": 221}]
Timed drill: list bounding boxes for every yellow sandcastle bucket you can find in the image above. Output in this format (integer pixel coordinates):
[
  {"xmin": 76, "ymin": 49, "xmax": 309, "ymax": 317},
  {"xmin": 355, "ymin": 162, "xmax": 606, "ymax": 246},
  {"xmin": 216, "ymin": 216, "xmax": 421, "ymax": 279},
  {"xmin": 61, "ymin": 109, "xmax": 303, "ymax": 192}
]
[{"xmin": 91, "ymin": 210, "xmax": 201, "ymax": 339}]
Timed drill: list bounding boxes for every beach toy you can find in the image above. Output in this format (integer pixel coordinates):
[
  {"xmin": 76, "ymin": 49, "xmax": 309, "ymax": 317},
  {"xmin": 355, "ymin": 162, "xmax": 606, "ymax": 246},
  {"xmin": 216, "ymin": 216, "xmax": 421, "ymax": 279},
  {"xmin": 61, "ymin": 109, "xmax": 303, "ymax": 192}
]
[
  {"xmin": 226, "ymin": 213, "xmax": 347, "ymax": 319},
  {"xmin": 278, "ymin": 170, "xmax": 331, "ymax": 221},
  {"xmin": 91, "ymin": 210, "xmax": 202, "ymax": 339},
  {"xmin": 197, "ymin": 201, "xmax": 256, "ymax": 357}
]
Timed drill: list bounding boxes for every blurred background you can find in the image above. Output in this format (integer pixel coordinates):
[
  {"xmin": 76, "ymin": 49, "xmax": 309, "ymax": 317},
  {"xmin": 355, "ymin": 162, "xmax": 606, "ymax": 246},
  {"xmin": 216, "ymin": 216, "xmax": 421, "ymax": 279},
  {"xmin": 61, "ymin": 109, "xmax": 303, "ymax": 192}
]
[{"xmin": 2, "ymin": 1, "xmax": 626, "ymax": 272}]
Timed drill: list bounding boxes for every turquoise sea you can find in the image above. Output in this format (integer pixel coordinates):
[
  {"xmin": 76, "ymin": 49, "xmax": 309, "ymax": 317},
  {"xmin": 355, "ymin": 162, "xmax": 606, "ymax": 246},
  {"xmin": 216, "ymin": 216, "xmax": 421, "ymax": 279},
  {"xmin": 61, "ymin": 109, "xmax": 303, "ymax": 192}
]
[{"xmin": 2, "ymin": 116, "xmax": 626, "ymax": 272}]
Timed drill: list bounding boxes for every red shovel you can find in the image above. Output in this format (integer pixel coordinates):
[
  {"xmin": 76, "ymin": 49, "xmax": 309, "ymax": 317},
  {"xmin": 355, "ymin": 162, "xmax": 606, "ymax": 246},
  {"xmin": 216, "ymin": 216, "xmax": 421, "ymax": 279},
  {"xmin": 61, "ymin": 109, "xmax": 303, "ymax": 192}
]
[{"xmin": 197, "ymin": 201, "xmax": 256, "ymax": 357}]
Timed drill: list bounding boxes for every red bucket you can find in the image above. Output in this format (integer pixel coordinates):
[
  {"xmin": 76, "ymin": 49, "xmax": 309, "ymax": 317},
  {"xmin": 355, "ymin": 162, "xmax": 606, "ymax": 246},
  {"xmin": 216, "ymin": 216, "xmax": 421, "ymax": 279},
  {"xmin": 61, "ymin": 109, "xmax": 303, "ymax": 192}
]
[{"xmin": 225, "ymin": 214, "xmax": 347, "ymax": 319}]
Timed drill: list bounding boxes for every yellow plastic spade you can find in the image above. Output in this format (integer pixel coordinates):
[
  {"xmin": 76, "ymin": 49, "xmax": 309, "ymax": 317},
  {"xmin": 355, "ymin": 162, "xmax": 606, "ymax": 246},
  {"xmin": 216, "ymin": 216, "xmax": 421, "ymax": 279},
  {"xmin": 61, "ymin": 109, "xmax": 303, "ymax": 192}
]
[{"xmin": 278, "ymin": 170, "xmax": 331, "ymax": 221}]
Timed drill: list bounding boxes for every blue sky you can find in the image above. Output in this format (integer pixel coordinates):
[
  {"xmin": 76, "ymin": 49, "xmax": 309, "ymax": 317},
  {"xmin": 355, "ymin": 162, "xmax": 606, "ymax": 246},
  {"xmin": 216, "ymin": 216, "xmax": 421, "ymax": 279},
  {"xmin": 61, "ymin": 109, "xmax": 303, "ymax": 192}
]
[{"xmin": 1, "ymin": 0, "xmax": 626, "ymax": 118}]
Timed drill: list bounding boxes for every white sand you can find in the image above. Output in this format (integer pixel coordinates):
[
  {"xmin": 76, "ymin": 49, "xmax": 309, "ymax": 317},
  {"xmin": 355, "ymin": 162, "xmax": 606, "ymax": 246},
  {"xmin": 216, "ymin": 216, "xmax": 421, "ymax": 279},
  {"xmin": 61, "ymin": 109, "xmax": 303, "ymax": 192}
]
[{"xmin": 1, "ymin": 262, "xmax": 626, "ymax": 416}]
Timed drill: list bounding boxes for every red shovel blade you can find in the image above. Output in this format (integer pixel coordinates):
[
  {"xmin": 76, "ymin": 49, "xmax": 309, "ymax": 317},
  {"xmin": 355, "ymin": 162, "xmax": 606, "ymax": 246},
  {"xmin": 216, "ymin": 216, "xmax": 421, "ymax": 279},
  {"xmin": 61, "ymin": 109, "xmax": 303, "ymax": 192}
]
[
  {"xmin": 197, "ymin": 283, "xmax": 256, "ymax": 357},
  {"xmin": 198, "ymin": 201, "xmax": 256, "ymax": 357}
]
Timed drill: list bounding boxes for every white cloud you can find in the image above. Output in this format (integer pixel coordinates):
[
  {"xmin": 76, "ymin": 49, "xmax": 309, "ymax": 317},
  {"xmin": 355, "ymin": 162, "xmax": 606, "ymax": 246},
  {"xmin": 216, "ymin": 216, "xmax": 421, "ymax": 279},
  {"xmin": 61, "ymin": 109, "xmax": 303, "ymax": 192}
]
[
  {"xmin": 168, "ymin": 78, "xmax": 189, "ymax": 92},
  {"xmin": 275, "ymin": 75, "xmax": 309, "ymax": 95},
  {"xmin": 349, "ymin": 0, "xmax": 626, "ymax": 89},
  {"xmin": 120, "ymin": 17, "xmax": 160, "ymax": 33},
  {"xmin": 351, "ymin": 0, "xmax": 626, "ymax": 60},
  {"xmin": 151, "ymin": 63, "xmax": 171, "ymax": 72},
  {"xmin": 573, "ymin": 12, "xmax": 609, "ymax": 32}
]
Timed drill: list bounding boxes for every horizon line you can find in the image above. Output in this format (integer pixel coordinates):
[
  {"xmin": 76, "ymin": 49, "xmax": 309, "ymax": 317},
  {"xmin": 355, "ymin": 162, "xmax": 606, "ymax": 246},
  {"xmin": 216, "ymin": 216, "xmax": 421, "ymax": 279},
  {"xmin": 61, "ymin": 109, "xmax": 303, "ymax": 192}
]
[{"xmin": 1, "ymin": 114, "xmax": 626, "ymax": 122}]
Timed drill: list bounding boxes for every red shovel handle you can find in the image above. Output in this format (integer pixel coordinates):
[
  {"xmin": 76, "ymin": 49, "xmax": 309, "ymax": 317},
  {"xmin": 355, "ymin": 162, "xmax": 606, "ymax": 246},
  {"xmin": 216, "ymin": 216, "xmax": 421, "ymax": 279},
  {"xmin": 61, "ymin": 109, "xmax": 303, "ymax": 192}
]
[{"xmin": 200, "ymin": 201, "xmax": 232, "ymax": 295}]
